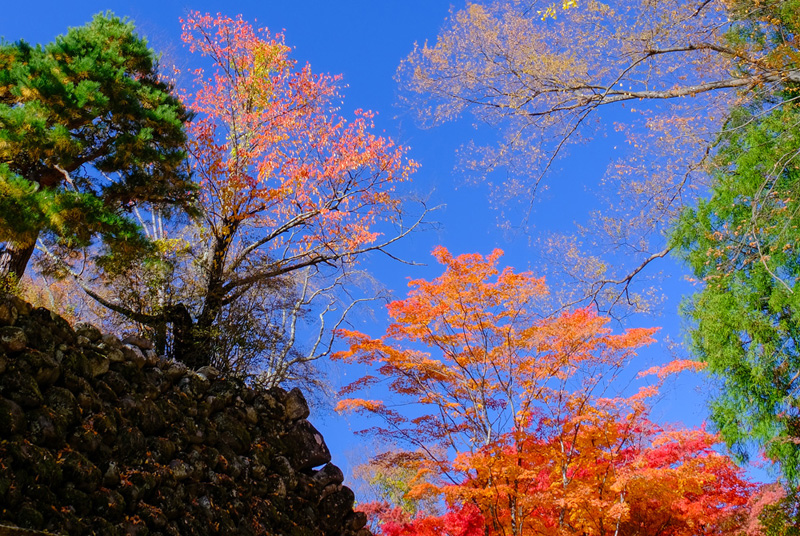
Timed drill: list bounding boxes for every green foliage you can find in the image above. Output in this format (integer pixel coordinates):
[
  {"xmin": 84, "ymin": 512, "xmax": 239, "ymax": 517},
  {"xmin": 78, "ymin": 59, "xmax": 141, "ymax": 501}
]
[
  {"xmin": 0, "ymin": 12, "xmax": 194, "ymax": 276},
  {"xmin": 672, "ymin": 98, "xmax": 800, "ymax": 482},
  {"xmin": 759, "ymin": 485, "xmax": 800, "ymax": 536}
]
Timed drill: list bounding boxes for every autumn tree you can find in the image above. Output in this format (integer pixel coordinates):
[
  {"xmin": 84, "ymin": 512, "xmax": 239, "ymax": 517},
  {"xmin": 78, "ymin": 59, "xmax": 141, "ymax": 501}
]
[
  {"xmin": 397, "ymin": 0, "xmax": 800, "ymax": 315},
  {"xmin": 0, "ymin": 13, "xmax": 194, "ymax": 282},
  {"xmin": 353, "ymin": 449, "xmax": 441, "ymax": 534},
  {"xmin": 73, "ymin": 13, "xmax": 422, "ymax": 374},
  {"xmin": 744, "ymin": 483, "xmax": 800, "ymax": 536},
  {"xmin": 336, "ymin": 247, "xmax": 751, "ymax": 535}
]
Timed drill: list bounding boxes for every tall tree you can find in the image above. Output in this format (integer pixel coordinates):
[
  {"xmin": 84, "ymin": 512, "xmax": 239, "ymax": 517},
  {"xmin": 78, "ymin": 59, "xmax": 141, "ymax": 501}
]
[
  {"xmin": 0, "ymin": 13, "xmax": 193, "ymax": 281},
  {"xmin": 397, "ymin": 0, "xmax": 800, "ymax": 315},
  {"xmin": 335, "ymin": 247, "xmax": 750, "ymax": 535},
  {"xmin": 77, "ymin": 13, "xmax": 423, "ymax": 371},
  {"xmin": 672, "ymin": 96, "xmax": 800, "ymax": 481}
]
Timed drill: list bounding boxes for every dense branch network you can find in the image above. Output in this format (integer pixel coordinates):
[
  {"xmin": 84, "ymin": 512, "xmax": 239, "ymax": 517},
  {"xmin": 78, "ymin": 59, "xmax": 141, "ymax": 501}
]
[{"xmin": 398, "ymin": 0, "xmax": 800, "ymax": 316}]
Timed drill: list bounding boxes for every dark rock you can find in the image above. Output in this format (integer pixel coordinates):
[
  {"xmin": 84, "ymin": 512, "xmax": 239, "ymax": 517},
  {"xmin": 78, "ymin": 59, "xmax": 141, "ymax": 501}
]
[
  {"xmin": 121, "ymin": 344, "xmax": 146, "ymax": 369},
  {"xmin": 244, "ymin": 405, "xmax": 259, "ymax": 425},
  {"xmin": 25, "ymin": 446, "xmax": 61, "ymax": 488},
  {"xmin": 179, "ymin": 372, "xmax": 211, "ymax": 397},
  {"xmin": 70, "ymin": 423, "xmax": 102, "ymax": 453},
  {"xmin": 170, "ymin": 459, "xmax": 192, "ymax": 481},
  {"xmin": 319, "ymin": 486, "xmax": 356, "ymax": 533},
  {"xmin": 144, "ymin": 348, "xmax": 159, "ymax": 366},
  {"xmin": 60, "ymin": 349, "xmax": 90, "ymax": 378},
  {"xmin": 155, "ymin": 397, "xmax": 181, "ymax": 426},
  {"xmin": 348, "ymin": 511, "xmax": 368, "ymax": 531},
  {"xmin": 141, "ymin": 366, "xmax": 168, "ymax": 397},
  {"xmin": 104, "ymin": 346, "xmax": 125, "ymax": 363},
  {"xmin": 122, "ymin": 334, "xmax": 154, "ymax": 350},
  {"xmin": 44, "ymin": 387, "xmax": 79, "ymax": 426},
  {"xmin": 165, "ymin": 362, "xmax": 188, "ymax": 382},
  {"xmin": 93, "ymin": 380, "xmax": 119, "ymax": 403},
  {"xmin": 135, "ymin": 399, "xmax": 166, "ymax": 435},
  {"xmin": 149, "ymin": 437, "xmax": 177, "ymax": 464},
  {"xmin": 213, "ymin": 410, "xmax": 251, "ymax": 454},
  {"xmin": 17, "ymin": 349, "xmax": 60, "ymax": 388},
  {"xmin": 285, "ymin": 387, "xmax": 310, "ymax": 421},
  {"xmin": 74, "ymin": 322, "xmax": 102, "ymax": 342},
  {"xmin": 60, "ymin": 485, "xmax": 92, "ymax": 515},
  {"xmin": 59, "ymin": 451, "xmax": 101, "ymax": 493},
  {"xmin": 0, "ymin": 370, "xmax": 43, "ymax": 408},
  {"xmin": 117, "ymin": 426, "xmax": 147, "ymax": 463},
  {"xmin": 86, "ymin": 349, "xmax": 110, "ymax": 378},
  {"xmin": 64, "ymin": 375, "xmax": 98, "ymax": 412},
  {"xmin": 196, "ymin": 365, "xmax": 220, "ymax": 380},
  {"xmin": 92, "ymin": 487, "xmax": 126, "ymax": 519},
  {"xmin": 92, "ymin": 411, "xmax": 119, "ymax": 440},
  {"xmin": 0, "ymin": 300, "xmax": 18, "ymax": 326},
  {"xmin": 0, "ymin": 294, "xmax": 372, "ymax": 536},
  {"xmin": 0, "ymin": 397, "xmax": 26, "ymax": 435},
  {"xmin": 15, "ymin": 502, "xmax": 44, "ymax": 530},
  {"xmin": 0, "ymin": 326, "xmax": 27, "ymax": 353},
  {"xmin": 27, "ymin": 406, "xmax": 66, "ymax": 447},
  {"xmin": 6, "ymin": 295, "xmax": 30, "ymax": 315},
  {"xmin": 285, "ymin": 419, "xmax": 331, "ymax": 470},
  {"xmin": 314, "ymin": 463, "xmax": 345, "ymax": 488},
  {"xmin": 101, "ymin": 333, "xmax": 123, "ymax": 348},
  {"xmin": 273, "ymin": 455, "xmax": 298, "ymax": 490}
]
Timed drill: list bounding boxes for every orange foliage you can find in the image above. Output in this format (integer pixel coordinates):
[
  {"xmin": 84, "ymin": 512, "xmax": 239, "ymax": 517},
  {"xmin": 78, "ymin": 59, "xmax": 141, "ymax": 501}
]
[
  {"xmin": 336, "ymin": 247, "xmax": 751, "ymax": 535},
  {"xmin": 182, "ymin": 13, "xmax": 416, "ymax": 261},
  {"xmin": 95, "ymin": 13, "xmax": 424, "ymax": 369},
  {"xmin": 177, "ymin": 12, "xmax": 417, "ymax": 338}
]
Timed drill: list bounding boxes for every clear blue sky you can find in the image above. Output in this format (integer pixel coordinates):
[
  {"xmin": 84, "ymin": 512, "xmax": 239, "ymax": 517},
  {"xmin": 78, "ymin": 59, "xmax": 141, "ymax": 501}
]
[{"xmin": 1, "ymin": 1, "xmax": 768, "ymax": 484}]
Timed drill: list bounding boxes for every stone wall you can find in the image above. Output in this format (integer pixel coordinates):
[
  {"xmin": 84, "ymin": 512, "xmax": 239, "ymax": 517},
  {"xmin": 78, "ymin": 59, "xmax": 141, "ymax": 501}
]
[{"xmin": 0, "ymin": 294, "xmax": 369, "ymax": 536}]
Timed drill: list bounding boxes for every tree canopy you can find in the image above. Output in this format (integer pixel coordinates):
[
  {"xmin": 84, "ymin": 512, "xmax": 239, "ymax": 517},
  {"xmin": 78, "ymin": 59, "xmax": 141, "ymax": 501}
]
[
  {"xmin": 336, "ymin": 247, "xmax": 751, "ymax": 535},
  {"xmin": 73, "ymin": 13, "xmax": 422, "ymax": 375},
  {"xmin": 0, "ymin": 12, "xmax": 194, "ymax": 281},
  {"xmin": 668, "ymin": 0, "xmax": 800, "ymax": 484},
  {"xmin": 398, "ymin": 0, "xmax": 800, "ymax": 315},
  {"xmin": 672, "ymin": 95, "xmax": 800, "ymax": 481}
]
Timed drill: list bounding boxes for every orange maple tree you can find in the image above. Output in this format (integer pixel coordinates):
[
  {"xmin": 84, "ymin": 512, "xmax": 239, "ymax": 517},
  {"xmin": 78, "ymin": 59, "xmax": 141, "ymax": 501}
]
[{"xmin": 335, "ymin": 247, "xmax": 751, "ymax": 535}]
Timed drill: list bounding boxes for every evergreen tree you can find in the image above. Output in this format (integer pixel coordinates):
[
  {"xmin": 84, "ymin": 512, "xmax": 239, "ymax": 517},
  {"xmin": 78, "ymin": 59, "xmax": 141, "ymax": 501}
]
[
  {"xmin": 0, "ymin": 13, "xmax": 194, "ymax": 281},
  {"xmin": 670, "ymin": 0, "xmax": 800, "ymax": 485},
  {"xmin": 672, "ymin": 97, "xmax": 800, "ymax": 482}
]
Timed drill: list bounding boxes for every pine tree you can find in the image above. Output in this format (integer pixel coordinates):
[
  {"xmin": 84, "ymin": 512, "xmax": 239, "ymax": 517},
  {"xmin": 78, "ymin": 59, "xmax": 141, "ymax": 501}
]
[{"xmin": 0, "ymin": 12, "xmax": 194, "ymax": 281}]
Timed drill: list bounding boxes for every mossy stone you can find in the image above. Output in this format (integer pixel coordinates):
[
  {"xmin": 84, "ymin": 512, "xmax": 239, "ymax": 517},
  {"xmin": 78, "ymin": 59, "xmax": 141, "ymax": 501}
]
[
  {"xmin": 0, "ymin": 370, "xmax": 43, "ymax": 408},
  {"xmin": 0, "ymin": 397, "xmax": 26, "ymax": 435}
]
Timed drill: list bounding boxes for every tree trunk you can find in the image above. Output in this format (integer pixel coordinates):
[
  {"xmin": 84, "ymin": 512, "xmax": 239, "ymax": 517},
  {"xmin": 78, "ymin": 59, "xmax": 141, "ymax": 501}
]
[
  {"xmin": 0, "ymin": 239, "xmax": 36, "ymax": 282},
  {"xmin": 165, "ymin": 304, "xmax": 205, "ymax": 369}
]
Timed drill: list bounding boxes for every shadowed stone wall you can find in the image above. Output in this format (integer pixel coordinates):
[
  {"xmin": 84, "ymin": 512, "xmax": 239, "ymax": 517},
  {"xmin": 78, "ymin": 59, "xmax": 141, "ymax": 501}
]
[{"xmin": 0, "ymin": 294, "xmax": 369, "ymax": 536}]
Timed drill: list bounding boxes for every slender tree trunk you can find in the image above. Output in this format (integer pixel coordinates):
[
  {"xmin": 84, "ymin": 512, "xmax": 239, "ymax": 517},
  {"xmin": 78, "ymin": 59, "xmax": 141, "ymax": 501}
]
[
  {"xmin": 190, "ymin": 287, "xmax": 224, "ymax": 369},
  {"xmin": 0, "ymin": 239, "xmax": 37, "ymax": 281},
  {"xmin": 175, "ymin": 224, "xmax": 235, "ymax": 369}
]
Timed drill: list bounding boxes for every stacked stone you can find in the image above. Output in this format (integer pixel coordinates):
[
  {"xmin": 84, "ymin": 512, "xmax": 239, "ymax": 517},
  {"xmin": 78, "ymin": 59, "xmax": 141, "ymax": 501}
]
[{"xmin": 0, "ymin": 294, "xmax": 369, "ymax": 536}]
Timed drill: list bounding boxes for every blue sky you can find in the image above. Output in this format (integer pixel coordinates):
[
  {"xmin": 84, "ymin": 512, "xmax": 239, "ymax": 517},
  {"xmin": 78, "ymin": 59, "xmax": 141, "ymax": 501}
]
[{"xmin": 2, "ymin": 1, "xmax": 767, "ymax": 484}]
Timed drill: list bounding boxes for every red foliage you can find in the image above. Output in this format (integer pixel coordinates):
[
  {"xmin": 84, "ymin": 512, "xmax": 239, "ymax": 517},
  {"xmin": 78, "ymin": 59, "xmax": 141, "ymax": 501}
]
[
  {"xmin": 382, "ymin": 504, "xmax": 485, "ymax": 536},
  {"xmin": 337, "ymin": 248, "xmax": 752, "ymax": 535},
  {"xmin": 177, "ymin": 11, "xmax": 417, "ymax": 305}
]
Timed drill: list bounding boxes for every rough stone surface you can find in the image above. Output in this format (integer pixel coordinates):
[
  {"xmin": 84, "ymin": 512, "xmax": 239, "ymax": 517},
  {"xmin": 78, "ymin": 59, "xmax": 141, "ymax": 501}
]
[
  {"xmin": 121, "ymin": 334, "xmax": 154, "ymax": 351},
  {"xmin": 285, "ymin": 387, "xmax": 311, "ymax": 421},
  {"xmin": 0, "ymin": 293, "xmax": 370, "ymax": 536},
  {"xmin": 0, "ymin": 327, "xmax": 27, "ymax": 353}
]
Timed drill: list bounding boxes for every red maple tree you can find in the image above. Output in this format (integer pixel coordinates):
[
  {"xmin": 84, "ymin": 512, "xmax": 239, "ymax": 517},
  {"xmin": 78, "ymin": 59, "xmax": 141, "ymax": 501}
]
[{"xmin": 336, "ymin": 247, "xmax": 751, "ymax": 535}]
